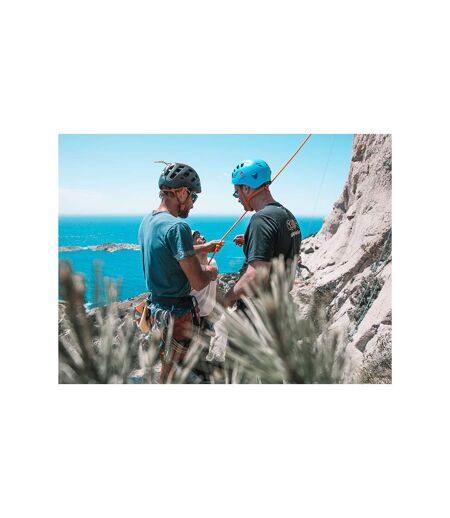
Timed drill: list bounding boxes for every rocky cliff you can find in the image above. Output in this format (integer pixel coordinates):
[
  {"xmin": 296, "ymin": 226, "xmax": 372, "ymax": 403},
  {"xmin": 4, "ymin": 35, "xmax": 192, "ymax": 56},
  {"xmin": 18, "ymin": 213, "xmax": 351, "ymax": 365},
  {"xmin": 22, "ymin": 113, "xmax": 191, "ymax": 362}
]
[{"xmin": 293, "ymin": 134, "xmax": 392, "ymax": 382}]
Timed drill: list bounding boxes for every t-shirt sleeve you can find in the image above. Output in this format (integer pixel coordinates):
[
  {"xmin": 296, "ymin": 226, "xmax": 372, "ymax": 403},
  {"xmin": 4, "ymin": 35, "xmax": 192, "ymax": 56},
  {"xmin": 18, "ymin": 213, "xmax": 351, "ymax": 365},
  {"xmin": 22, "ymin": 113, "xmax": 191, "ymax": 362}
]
[
  {"xmin": 165, "ymin": 222, "xmax": 195, "ymax": 261},
  {"xmin": 245, "ymin": 213, "xmax": 278, "ymax": 263}
]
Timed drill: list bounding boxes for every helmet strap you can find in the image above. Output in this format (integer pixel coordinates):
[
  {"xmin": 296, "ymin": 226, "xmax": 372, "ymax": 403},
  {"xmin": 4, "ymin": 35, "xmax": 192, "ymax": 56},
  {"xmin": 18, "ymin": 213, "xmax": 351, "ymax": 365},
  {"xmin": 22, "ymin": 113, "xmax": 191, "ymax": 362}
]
[
  {"xmin": 174, "ymin": 188, "xmax": 189, "ymax": 214},
  {"xmin": 238, "ymin": 184, "xmax": 268, "ymax": 211},
  {"xmin": 161, "ymin": 187, "xmax": 189, "ymax": 214}
]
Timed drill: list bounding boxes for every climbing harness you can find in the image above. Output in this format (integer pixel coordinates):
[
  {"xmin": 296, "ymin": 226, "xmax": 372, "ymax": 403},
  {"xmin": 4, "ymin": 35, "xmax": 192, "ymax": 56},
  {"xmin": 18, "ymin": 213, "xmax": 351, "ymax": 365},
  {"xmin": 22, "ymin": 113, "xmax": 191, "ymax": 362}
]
[
  {"xmin": 135, "ymin": 294, "xmax": 202, "ymax": 383},
  {"xmin": 150, "ymin": 306, "xmax": 174, "ymax": 358},
  {"xmin": 208, "ymin": 133, "xmax": 312, "ymax": 265}
]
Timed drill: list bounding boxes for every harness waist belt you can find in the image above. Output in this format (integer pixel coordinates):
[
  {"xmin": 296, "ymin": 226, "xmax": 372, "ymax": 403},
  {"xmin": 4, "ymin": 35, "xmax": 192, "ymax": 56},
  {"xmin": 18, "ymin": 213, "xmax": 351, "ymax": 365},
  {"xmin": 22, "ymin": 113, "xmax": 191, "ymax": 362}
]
[{"xmin": 151, "ymin": 295, "xmax": 194, "ymax": 308}]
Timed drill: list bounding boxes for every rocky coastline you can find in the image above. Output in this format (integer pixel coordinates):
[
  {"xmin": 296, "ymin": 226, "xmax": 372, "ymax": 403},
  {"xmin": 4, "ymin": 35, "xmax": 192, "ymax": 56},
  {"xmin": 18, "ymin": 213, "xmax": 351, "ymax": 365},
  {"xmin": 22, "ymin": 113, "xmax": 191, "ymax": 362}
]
[{"xmin": 59, "ymin": 243, "xmax": 140, "ymax": 253}]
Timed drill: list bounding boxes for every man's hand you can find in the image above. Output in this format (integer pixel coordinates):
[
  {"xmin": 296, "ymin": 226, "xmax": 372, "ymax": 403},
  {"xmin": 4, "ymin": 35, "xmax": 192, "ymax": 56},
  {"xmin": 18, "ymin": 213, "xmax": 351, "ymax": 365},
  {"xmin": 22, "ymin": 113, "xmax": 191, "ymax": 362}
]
[
  {"xmin": 233, "ymin": 234, "xmax": 245, "ymax": 247},
  {"xmin": 180, "ymin": 255, "xmax": 216, "ymax": 291},
  {"xmin": 195, "ymin": 239, "xmax": 224, "ymax": 254},
  {"xmin": 223, "ymin": 260, "xmax": 270, "ymax": 307},
  {"xmin": 204, "ymin": 263, "xmax": 218, "ymax": 281}
]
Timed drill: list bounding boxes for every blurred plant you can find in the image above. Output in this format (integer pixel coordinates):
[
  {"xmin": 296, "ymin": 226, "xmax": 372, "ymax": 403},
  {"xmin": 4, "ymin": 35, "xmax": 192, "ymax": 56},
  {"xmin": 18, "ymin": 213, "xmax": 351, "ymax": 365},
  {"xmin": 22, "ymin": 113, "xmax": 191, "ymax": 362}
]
[
  {"xmin": 59, "ymin": 261, "xmax": 159, "ymax": 383},
  {"xmin": 221, "ymin": 257, "xmax": 348, "ymax": 384},
  {"xmin": 92, "ymin": 260, "xmax": 123, "ymax": 307},
  {"xmin": 59, "ymin": 260, "xmax": 212, "ymax": 384},
  {"xmin": 59, "ymin": 257, "xmax": 350, "ymax": 384}
]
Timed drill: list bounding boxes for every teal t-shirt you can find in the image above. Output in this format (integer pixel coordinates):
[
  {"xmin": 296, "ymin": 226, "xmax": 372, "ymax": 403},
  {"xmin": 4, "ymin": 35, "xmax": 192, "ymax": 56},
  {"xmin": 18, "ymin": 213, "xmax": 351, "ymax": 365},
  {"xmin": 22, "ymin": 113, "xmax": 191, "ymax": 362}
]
[{"xmin": 138, "ymin": 211, "xmax": 195, "ymax": 308}]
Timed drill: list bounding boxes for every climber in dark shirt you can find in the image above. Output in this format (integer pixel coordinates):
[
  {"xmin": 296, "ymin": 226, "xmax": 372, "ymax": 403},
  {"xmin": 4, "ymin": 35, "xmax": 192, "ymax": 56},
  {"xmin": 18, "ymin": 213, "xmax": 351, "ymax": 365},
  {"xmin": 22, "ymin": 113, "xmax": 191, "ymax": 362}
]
[{"xmin": 223, "ymin": 159, "xmax": 301, "ymax": 307}]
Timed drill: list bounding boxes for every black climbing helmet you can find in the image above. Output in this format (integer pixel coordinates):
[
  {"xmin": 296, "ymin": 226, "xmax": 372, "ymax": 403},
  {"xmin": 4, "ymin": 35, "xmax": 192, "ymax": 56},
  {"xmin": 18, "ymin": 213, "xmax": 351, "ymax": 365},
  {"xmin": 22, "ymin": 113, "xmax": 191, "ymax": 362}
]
[{"xmin": 158, "ymin": 163, "xmax": 202, "ymax": 193}]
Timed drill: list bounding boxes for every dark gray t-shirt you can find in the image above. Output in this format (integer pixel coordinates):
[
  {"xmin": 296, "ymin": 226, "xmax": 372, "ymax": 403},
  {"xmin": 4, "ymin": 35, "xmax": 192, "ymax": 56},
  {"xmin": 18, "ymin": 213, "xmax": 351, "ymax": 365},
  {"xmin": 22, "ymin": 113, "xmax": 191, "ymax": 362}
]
[{"xmin": 242, "ymin": 202, "xmax": 301, "ymax": 269}]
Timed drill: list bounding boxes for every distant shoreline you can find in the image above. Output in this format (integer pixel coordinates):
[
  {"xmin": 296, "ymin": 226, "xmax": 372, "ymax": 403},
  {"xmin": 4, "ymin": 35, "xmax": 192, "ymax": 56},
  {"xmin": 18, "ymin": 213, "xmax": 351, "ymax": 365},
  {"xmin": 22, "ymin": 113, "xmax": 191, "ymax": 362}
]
[{"xmin": 59, "ymin": 243, "xmax": 140, "ymax": 253}]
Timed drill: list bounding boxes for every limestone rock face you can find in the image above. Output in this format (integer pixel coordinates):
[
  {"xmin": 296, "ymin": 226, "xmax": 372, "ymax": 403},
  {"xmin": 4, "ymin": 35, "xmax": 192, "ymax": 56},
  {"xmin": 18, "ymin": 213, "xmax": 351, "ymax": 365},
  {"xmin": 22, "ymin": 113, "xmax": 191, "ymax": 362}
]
[{"xmin": 293, "ymin": 134, "xmax": 392, "ymax": 383}]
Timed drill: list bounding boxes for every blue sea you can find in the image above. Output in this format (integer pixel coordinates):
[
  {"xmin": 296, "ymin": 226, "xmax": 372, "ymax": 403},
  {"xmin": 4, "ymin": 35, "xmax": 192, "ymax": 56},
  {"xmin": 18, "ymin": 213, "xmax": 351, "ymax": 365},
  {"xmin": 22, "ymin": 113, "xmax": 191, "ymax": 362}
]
[{"xmin": 59, "ymin": 215, "xmax": 324, "ymax": 304}]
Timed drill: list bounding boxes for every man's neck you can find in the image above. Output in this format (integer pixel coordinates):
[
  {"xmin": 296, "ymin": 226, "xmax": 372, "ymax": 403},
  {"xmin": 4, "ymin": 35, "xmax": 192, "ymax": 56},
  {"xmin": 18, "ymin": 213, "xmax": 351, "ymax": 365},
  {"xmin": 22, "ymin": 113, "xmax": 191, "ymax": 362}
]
[
  {"xmin": 156, "ymin": 200, "xmax": 178, "ymax": 217},
  {"xmin": 251, "ymin": 191, "xmax": 275, "ymax": 212}
]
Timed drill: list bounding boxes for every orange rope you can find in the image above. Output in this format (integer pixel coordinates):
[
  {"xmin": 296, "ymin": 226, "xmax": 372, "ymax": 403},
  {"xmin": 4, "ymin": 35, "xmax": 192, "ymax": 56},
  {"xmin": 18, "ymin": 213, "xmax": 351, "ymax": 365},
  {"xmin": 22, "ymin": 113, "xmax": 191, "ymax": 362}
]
[
  {"xmin": 208, "ymin": 134, "xmax": 312, "ymax": 265},
  {"xmin": 216, "ymin": 211, "xmax": 248, "ymax": 243},
  {"xmin": 271, "ymin": 133, "xmax": 312, "ymax": 182}
]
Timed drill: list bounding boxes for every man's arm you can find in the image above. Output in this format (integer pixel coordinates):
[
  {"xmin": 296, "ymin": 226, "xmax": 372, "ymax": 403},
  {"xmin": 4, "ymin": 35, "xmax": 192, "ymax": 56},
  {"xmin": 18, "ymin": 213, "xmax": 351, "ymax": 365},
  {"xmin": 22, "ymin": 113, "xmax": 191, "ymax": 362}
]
[
  {"xmin": 179, "ymin": 255, "xmax": 218, "ymax": 291},
  {"xmin": 194, "ymin": 240, "xmax": 224, "ymax": 255},
  {"xmin": 223, "ymin": 260, "xmax": 271, "ymax": 307}
]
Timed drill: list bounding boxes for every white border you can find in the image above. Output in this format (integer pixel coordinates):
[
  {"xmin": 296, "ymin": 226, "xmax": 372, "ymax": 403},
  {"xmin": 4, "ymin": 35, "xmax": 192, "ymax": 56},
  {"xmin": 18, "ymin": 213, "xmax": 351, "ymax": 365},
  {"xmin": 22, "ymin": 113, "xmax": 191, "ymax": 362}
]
[{"xmin": 2, "ymin": 1, "xmax": 449, "ymax": 517}]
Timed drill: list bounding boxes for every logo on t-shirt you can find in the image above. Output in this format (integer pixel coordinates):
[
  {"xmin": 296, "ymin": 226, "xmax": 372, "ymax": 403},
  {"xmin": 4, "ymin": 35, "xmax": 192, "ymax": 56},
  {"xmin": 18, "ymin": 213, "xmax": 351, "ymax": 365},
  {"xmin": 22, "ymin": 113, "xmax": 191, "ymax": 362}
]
[
  {"xmin": 286, "ymin": 219, "xmax": 299, "ymax": 231},
  {"xmin": 287, "ymin": 218, "xmax": 301, "ymax": 238}
]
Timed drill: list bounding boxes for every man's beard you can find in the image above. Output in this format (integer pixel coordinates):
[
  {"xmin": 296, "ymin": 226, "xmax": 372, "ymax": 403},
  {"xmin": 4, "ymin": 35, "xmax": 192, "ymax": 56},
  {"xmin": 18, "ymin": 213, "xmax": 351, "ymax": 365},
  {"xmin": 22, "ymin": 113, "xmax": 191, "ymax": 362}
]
[{"xmin": 178, "ymin": 208, "xmax": 190, "ymax": 218}]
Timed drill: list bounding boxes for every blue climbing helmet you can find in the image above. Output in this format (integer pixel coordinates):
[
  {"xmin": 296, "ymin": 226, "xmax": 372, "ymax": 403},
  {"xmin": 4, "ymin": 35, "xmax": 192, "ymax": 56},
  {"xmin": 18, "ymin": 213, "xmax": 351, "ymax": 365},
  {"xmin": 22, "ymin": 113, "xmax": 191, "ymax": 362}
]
[{"xmin": 231, "ymin": 159, "xmax": 272, "ymax": 189}]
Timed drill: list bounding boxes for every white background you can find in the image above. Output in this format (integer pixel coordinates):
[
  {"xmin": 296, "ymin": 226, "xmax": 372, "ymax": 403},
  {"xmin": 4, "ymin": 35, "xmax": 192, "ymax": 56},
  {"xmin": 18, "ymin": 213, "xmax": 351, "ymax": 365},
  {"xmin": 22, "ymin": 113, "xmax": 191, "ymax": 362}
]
[{"xmin": 1, "ymin": 1, "xmax": 449, "ymax": 517}]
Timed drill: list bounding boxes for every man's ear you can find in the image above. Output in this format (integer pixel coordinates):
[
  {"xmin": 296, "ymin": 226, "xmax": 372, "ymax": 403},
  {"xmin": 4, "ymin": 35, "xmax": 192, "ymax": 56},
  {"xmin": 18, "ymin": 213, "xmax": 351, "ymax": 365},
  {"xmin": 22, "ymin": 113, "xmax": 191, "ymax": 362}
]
[{"xmin": 175, "ymin": 187, "xmax": 187, "ymax": 202}]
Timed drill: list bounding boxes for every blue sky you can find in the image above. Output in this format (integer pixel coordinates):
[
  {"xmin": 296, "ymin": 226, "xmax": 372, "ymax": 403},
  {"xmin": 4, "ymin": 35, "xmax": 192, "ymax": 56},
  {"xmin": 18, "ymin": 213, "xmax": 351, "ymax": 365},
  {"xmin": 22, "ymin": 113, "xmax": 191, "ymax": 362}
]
[{"xmin": 59, "ymin": 134, "xmax": 353, "ymax": 216}]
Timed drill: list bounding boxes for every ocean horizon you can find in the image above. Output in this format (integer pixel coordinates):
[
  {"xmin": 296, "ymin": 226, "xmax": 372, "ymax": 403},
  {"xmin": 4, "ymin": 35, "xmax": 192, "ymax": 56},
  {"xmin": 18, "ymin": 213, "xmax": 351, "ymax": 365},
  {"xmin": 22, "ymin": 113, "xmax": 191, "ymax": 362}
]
[{"xmin": 59, "ymin": 214, "xmax": 324, "ymax": 304}]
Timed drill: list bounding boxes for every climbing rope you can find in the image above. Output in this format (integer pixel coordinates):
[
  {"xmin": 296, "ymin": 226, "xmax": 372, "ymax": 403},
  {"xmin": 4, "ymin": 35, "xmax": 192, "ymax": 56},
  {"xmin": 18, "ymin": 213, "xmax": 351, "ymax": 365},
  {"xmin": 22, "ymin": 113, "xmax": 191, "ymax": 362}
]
[
  {"xmin": 307, "ymin": 135, "xmax": 335, "ymax": 234},
  {"xmin": 208, "ymin": 133, "xmax": 313, "ymax": 265}
]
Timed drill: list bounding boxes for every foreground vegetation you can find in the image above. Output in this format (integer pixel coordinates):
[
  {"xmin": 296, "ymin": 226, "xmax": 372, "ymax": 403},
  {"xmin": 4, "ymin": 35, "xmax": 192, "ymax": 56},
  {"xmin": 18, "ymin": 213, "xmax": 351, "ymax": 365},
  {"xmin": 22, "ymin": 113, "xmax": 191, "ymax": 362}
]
[{"xmin": 59, "ymin": 259, "xmax": 349, "ymax": 384}]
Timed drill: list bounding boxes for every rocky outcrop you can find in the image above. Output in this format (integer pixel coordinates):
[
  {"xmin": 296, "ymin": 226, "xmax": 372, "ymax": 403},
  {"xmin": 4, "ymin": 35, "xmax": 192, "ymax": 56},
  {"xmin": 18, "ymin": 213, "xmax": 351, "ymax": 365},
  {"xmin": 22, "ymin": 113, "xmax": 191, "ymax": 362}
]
[
  {"xmin": 293, "ymin": 134, "xmax": 392, "ymax": 383},
  {"xmin": 59, "ymin": 243, "xmax": 140, "ymax": 253}
]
